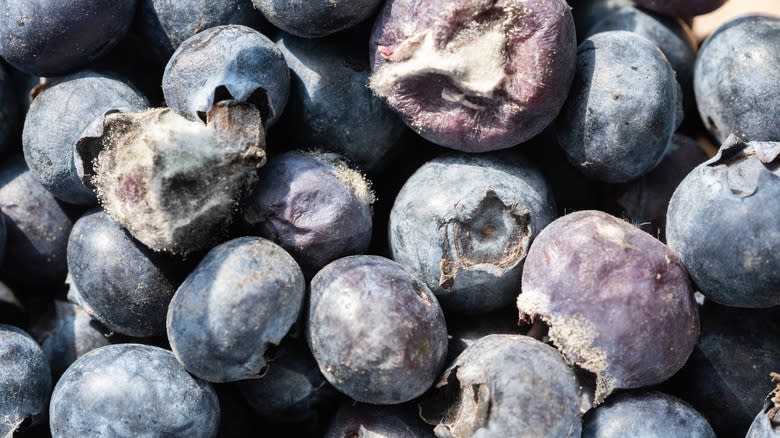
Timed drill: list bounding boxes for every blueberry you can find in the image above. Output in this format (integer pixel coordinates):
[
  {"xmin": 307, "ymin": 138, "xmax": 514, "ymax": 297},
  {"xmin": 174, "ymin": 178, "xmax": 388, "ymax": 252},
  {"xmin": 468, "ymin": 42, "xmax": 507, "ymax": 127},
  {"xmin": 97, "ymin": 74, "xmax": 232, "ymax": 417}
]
[
  {"xmin": 369, "ymin": 0, "xmax": 576, "ymax": 152},
  {"xmin": 325, "ymin": 402, "xmax": 434, "ymax": 438},
  {"xmin": 390, "ymin": 152, "xmax": 556, "ymax": 313},
  {"xmin": 243, "ymin": 151, "xmax": 374, "ymax": 275},
  {"xmin": 67, "ymin": 210, "xmax": 186, "ymax": 337},
  {"xmin": 517, "ymin": 210, "xmax": 699, "ymax": 404},
  {"xmin": 0, "ymin": 157, "xmax": 72, "ymax": 290},
  {"xmin": 0, "ymin": 0, "xmax": 136, "ymax": 76},
  {"xmin": 0, "ymin": 324, "xmax": 51, "ymax": 437},
  {"xmin": 695, "ymin": 15, "xmax": 780, "ymax": 143},
  {"xmin": 571, "ymin": 0, "xmax": 633, "ymax": 41},
  {"xmin": 275, "ymin": 32, "xmax": 407, "ymax": 172},
  {"xmin": 167, "ymin": 237, "xmax": 305, "ymax": 382},
  {"xmin": 163, "ymin": 25, "xmax": 289, "ymax": 128},
  {"xmin": 746, "ymin": 377, "xmax": 780, "ymax": 438},
  {"xmin": 666, "ymin": 135, "xmax": 780, "ymax": 308},
  {"xmin": 583, "ymin": 391, "xmax": 716, "ymax": 437},
  {"xmin": 49, "ymin": 344, "xmax": 220, "ymax": 437},
  {"xmin": 0, "ymin": 64, "xmax": 20, "ymax": 158},
  {"xmin": 253, "ymin": 0, "xmax": 383, "ymax": 38},
  {"xmin": 23, "ymin": 71, "xmax": 148, "ymax": 205},
  {"xmin": 556, "ymin": 31, "xmax": 683, "ymax": 183},
  {"xmin": 634, "ymin": 0, "xmax": 727, "ymax": 18},
  {"xmin": 420, "ymin": 334, "xmax": 581, "ymax": 437},
  {"xmin": 307, "ymin": 255, "xmax": 448, "ymax": 404}
]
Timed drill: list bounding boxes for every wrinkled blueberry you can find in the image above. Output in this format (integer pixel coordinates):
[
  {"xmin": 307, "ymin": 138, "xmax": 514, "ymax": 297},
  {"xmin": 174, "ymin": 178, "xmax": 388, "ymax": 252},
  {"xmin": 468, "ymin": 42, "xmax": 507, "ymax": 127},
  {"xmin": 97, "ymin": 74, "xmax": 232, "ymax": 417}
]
[
  {"xmin": 325, "ymin": 402, "xmax": 434, "ymax": 438},
  {"xmin": 49, "ymin": 344, "xmax": 220, "ymax": 438},
  {"xmin": 517, "ymin": 210, "xmax": 699, "ymax": 404},
  {"xmin": 634, "ymin": 0, "xmax": 727, "ymax": 18},
  {"xmin": 746, "ymin": 375, "xmax": 780, "ymax": 438},
  {"xmin": 307, "ymin": 255, "xmax": 448, "ymax": 404},
  {"xmin": 369, "ymin": 0, "xmax": 576, "ymax": 152},
  {"xmin": 666, "ymin": 135, "xmax": 780, "ymax": 308},
  {"xmin": 253, "ymin": 0, "xmax": 382, "ymax": 38}
]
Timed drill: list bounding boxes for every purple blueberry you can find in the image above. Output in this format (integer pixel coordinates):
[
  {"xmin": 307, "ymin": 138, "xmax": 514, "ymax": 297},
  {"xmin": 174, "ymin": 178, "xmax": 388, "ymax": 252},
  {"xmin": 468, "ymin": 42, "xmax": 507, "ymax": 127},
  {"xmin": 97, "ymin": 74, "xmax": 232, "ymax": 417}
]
[
  {"xmin": 253, "ymin": 0, "xmax": 383, "ymax": 38},
  {"xmin": 517, "ymin": 210, "xmax": 699, "ymax": 404},
  {"xmin": 325, "ymin": 403, "xmax": 435, "ymax": 438},
  {"xmin": 634, "ymin": 0, "xmax": 727, "ymax": 17},
  {"xmin": 369, "ymin": 0, "xmax": 576, "ymax": 152}
]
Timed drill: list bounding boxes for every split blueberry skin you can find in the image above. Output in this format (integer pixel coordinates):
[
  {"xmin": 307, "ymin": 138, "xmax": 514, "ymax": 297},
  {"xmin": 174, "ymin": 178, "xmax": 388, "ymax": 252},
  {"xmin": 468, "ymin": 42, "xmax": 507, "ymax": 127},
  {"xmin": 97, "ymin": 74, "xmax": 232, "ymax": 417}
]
[
  {"xmin": 556, "ymin": 30, "xmax": 683, "ymax": 183},
  {"xmin": 325, "ymin": 403, "xmax": 435, "ymax": 438},
  {"xmin": 582, "ymin": 392, "xmax": 716, "ymax": 438},
  {"xmin": 22, "ymin": 71, "xmax": 148, "ymax": 205},
  {"xmin": 746, "ymin": 383, "xmax": 780, "ymax": 438},
  {"xmin": 307, "ymin": 255, "xmax": 448, "ymax": 405},
  {"xmin": 695, "ymin": 15, "xmax": 780, "ymax": 143},
  {"xmin": 252, "ymin": 0, "xmax": 383, "ymax": 38},
  {"xmin": 163, "ymin": 25, "xmax": 289, "ymax": 128},
  {"xmin": 49, "ymin": 344, "xmax": 220, "ymax": 438},
  {"xmin": 0, "ymin": 0, "xmax": 136, "ymax": 77},
  {"xmin": 167, "ymin": 237, "xmax": 305, "ymax": 383},
  {"xmin": 666, "ymin": 135, "xmax": 780, "ymax": 308},
  {"xmin": 0, "ymin": 324, "xmax": 51, "ymax": 438}
]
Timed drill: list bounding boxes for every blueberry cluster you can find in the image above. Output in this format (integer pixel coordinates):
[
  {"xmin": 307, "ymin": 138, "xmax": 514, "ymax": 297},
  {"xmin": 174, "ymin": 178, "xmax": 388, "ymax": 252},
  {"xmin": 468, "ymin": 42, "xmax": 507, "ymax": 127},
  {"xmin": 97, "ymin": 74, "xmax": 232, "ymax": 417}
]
[{"xmin": 0, "ymin": 1, "xmax": 778, "ymax": 437}]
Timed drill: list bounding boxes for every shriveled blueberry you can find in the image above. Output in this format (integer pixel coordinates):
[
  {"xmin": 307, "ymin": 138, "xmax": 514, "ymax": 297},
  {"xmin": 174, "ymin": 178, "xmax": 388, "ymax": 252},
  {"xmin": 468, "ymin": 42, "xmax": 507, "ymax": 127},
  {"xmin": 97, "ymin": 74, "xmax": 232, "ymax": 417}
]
[
  {"xmin": 634, "ymin": 0, "xmax": 727, "ymax": 18},
  {"xmin": 746, "ymin": 376, "xmax": 780, "ymax": 438},
  {"xmin": 67, "ymin": 210, "xmax": 185, "ymax": 337},
  {"xmin": 556, "ymin": 31, "xmax": 683, "ymax": 183},
  {"xmin": 0, "ymin": 282, "xmax": 25, "ymax": 327},
  {"xmin": 517, "ymin": 210, "xmax": 699, "ymax": 404},
  {"xmin": 666, "ymin": 135, "xmax": 780, "ymax": 308},
  {"xmin": 571, "ymin": 0, "xmax": 633, "ymax": 41},
  {"xmin": 0, "ymin": 64, "xmax": 20, "ymax": 158},
  {"xmin": 695, "ymin": 15, "xmax": 780, "ymax": 143},
  {"xmin": 307, "ymin": 255, "xmax": 448, "ymax": 404},
  {"xmin": 325, "ymin": 403, "xmax": 434, "ymax": 438},
  {"xmin": 0, "ymin": 0, "xmax": 136, "ymax": 76},
  {"xmin": 22, "ymin": 71, "xmax": 148, "ymax": 205},
  {"xmin": 253, "ymin": 0, "xmax": 382, "ymax": 38},
  {"xmin": 369, "ymin": 0, "xmax": 576, "ymax": 152},
  {"xmin": 81, "ymin": 101, "xmax": 266, "ymax": 255},
  {"xmin": 275, "ymin": 32, "xmax": 407, "ymax": 172},
  {"xmin": 137, "ymin": 0, "xmax": 265, "ymax": 61},
  {"xmin": 167, "ymin": 237, "xmax": 305, "ymax": 382},
  {"xmin": 0, "ymin": 324, "xmax": 51, "ymax": 437},
  {"xmin": 390, "ymin": 152, "xmax": 556, "ymax": 313},
  {"xmin": 243, "ymin": 151, "xmax": 374, "ymax": 275},
  {"xmin": 0, "ymin": 157, "xmax": 72, "ymax": 290},
  {"xmin": 420, "ymin": 334, "xmax": 581, "ymax": 438},
  {"xmin": 49, "ymin": 344, "xmax": 219, "ymax": 438},
  {"xmin": 163, "ymin": 25, "xmax": 289, "ymax": 128},
  {"xmin": 583, "ymin": 391, "xmax": 716, "ymax": 437}
]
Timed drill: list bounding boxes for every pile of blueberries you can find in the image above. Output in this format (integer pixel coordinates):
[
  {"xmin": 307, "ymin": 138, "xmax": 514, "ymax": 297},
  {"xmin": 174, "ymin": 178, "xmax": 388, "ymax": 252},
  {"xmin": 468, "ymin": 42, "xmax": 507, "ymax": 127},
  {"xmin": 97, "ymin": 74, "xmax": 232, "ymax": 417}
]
[{"xmin": 0, "ymin": 0, "xmax": 778, "ymax": 437}]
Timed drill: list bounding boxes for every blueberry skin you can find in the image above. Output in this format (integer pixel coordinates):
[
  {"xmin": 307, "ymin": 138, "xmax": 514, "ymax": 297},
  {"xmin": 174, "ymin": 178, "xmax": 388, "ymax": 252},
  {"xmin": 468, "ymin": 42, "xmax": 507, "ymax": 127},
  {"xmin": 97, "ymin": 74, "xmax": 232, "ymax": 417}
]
[
  {"xmin": 747, "ymin": 388, "xmax": 780, "ymax": 438},
  {"xmin": 275, "ymin": 33, "xmax": 407, "ymax": 172},
  {"xmin": 583, "ymin": 392, "xmax": 716, "ymax": 437},
  {"xmin": 390, "ymin": 152, "xmax": 556, "ymax": 313},
  {"xmin": 67, "ymin": 210, "xmax": 184, "ymax": 337},
  {"xmin": 0, "ymin": 0, "xmax": 136, "ymax": 76},
  {"xmin": 421, "ymin": 334, "xmax": 581, "ymax": 438},
  {"xmin": 137, "ymin": 0, "xmax": 264, "ymax": 61},
  {"xmin": 49, "ymin": 344, "xmax": 220, "ymax": 438},
  {"xmin": 633, "ymin": 0, "xmax": 727, "ymax": 18},
  {"xmin": 167, "ymin": 237, "xmax": 305, "ymax": 383},
  {"xmin": 243, "ymin": 151, "xmax": 374, "ymax": 275},
  {"xmin": 307, "ymin": 255, "xmax": 448, "ymax": 405},
  {"xmin": 666, "ymin": 135, "xmax": 780, "ymax": 308},
  {"xmin": 0, "ymin": 324, "xmax": 51, "ymax": 437},
  {"xmin": 163, "ymin": 25, "xmax": 289, "ymax": 127},
  {"xmin": 556, "ymin": 31, "xmax": 683, "ymax": 183},
  {"xmin": 0, "ymin": 157, "xmax": 72, "ymax": 290},
  {"xmin": 253, "ymin": 0, "xmax": 382, "ymax": 38},
  {"xmin": 23, "ymin": 71, "xmax": 148, "ymax": 205},
  {"xmin": 695, "ymin": 15, "xmax": 780, "ymax": 143},
  {"xmin": 325, "ymin": 403, "xmax": 435, "ymax": 438},
  {"xmin": 0, "ymin": 64, "xmax": 20, "ymax": 158}
]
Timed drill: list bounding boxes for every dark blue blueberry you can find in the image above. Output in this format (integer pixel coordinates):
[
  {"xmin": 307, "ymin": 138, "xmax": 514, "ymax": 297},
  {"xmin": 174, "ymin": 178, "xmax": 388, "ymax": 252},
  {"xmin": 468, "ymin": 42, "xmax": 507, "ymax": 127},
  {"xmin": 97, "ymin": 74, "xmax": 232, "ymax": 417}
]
[
  {"xmin": 0, "ymin": 324, "xmax": 51, "ymax": 437},
  {"xmin": 666, "ymin": 135, "xmax": 780, "ymax": 308},
  {"xmin": 556, "ymin": 31, "xmax": 683, "ymax": 183},
  {"xmin": 49, "ymin": 344, "xmax": 220, "ymax": 437},
  {"xmin": 307, "ymin": 255, "xmax": 448, "ymax": 404},
  {"xmin": 167, "ymin": 237, "xmax": 305, "ymax": 382},
  {"xmin": 275, "ymin": 32, "xmax": 407, "ymax": 172},
  {"xmin": 243, "ymin": 151, "xmax": 374, "ymax": 275},
  {"xmin": 253, "ymin": 0, "xmax": 382, "ymax": 38},
  {"xmin": 0, "ymin": 64, "xmax": 20, "ymax": 158},
  {"xmin": 582, "ymin": 392, "xmax": 716, "ymax": 437},
  {"xmin": 22, "ymin": 71, "xmax": 148, "ymax": 205},
  {"xmin": 420, "ymin": 334, "xmax": 581, "ymax": 437},
  {"xmin": 0, "ymin": 0, "xmax": 136, "ymax": 76},
  {"xmin": 390, "ymin": 152, "xmax": 556, "ymax": 313},
  {"xmin": 634, "ymin": 0, "xmax": 727, "ymax": 17},
  {"xmin": 746, "ymin": 380, "xmax": 780, "ymax": 438},
  {"xmin": 695, "ymin": 15, "xmax": 780, "ymax": 143},
  {"xmin": 0, "ymin": 157, "xmax": 72, "ymax": 290},
  {"xmin": 325, "ymin": 403, "xmax": 434, "ymax": 438},
  {"xmin": 163, "ymin": 25, "xmax": 289, "ymax": 128},
  {"xmin": 67, "ymin": 210, "xmax": 186, "ymax": 337}
]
